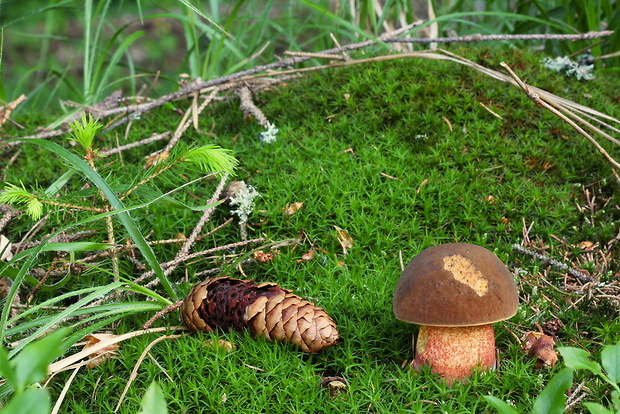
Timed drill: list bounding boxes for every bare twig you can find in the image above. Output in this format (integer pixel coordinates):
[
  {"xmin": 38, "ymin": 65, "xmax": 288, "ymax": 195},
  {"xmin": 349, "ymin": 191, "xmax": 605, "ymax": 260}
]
[
  {"xmin": 142, "ymin": 300, "xmax": 183, "ymax": 330},
  {"xmin": 283, "ymin": 51, "xmax": 347, "ymax": 60},
  {"xmin": 389, "ymin": 30, "xmax": 613, "ymax": 43},
  {"xmin": 512, "ymin": 243, "xmax": 596, "ymax": 284},
  {"xmin": 236, "ymin": 86, "xmax": 270, "ymax": 128},
  {"xmin": 103, "ymin": 21, "xmax": 423, "ymax": 131},
  {"xmin": 98, "ymin": 132, "xmax": 171, "ymax": 157},
  {"xmin": 161, "ymin": 86, "xmax": 224, "ymax": 154}
]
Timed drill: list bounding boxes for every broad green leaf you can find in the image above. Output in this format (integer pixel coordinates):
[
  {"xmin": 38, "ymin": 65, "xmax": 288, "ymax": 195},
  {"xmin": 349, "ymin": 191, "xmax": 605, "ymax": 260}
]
[
  {"xmin": 2, "ymin": 387, "xmax": 51, "ymax": 414},
  {"xmin": 13, "ymin": 328, "xmax": 70, "ymax": 389},
  {"xmin": 138, "ymin": 381, "xmax": 169, "ymax": 414},
  {"xmin": 558, "ymin": 347, "xmax": 603, "ymax": 376},
  {"xmin": 0, "ymin": 345, "xmax": 16, "ymax": 389},
  {"xmin": 484, "ymin": 395, "xmax": 520, "ymax": 414},
  {"xmin": 601, "ymin": 342, "xmax": 620, "ymax": 384},
  {"xmin": 532, "ymin": 368, "xmax": 573, "ymax": 414},
  {"xmin": 44, "ymin": 169, "xmax": 75, "ymax": 197},
  {"xmin": 582, "ymin": 402, "xmax": 614, "ymax": 414},
  {"xmin": 558, "ymin": 347, "xmax": 602, "ymax": 375}
]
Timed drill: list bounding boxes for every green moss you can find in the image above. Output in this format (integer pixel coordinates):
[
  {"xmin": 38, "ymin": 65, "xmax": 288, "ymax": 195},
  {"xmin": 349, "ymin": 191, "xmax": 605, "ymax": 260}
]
[{"xmin": 3, "ymin": 46, "xmax": 620, "ymax": 413}]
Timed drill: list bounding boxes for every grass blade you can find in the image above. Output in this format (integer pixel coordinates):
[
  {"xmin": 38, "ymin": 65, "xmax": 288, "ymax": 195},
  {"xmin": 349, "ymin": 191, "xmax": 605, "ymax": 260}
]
[{"xmin": 10, "ymin": 138, "xmax": 176, "ymax": 301}]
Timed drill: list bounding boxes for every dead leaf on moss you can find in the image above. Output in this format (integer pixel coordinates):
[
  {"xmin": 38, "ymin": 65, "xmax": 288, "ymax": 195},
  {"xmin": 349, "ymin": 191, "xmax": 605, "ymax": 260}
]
[
  {"xmin": 203, "ymin": 339, "xmax": 236, "ymax": 352},
  {"xmin": 144, "ymin": 151, "xmax": 169, "ymax": 168},
  {"xmin": 578, "ymin": 241, "xmax": 595, "ymax": 250},
  {"xmin": 334, "ymin": 226, "xmax": 353, "ymax": 255},
  {"xmin": 523, "ymin": 331, "xmax": 558, "ymax": 368},
  {"xmin": 83, "ymin": 333, "xmax": 120, "ymax": 368},
  {"xmin": 253, "ymin": 250, "xmax": 275, "ymax": 263},
  {"xmin": 284, "ymin": 202, "xmax": 304, "ymax": 216},
  {"xmin": 297, "ymin": 247, "xmax": 315, "ymax": 262}
]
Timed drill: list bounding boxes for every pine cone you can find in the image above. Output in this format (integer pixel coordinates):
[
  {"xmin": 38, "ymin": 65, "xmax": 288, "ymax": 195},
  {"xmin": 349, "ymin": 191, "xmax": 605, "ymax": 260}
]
[{"xmin": 180, "ymin": 277, "xmax": 339, "ymax": 353}]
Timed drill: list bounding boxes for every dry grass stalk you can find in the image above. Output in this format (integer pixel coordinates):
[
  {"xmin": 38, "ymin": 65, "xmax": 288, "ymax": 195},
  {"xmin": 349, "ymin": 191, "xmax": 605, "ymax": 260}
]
[{"xmin": 114, "ymin": 334, "xmax": 183, "ymax": 412}]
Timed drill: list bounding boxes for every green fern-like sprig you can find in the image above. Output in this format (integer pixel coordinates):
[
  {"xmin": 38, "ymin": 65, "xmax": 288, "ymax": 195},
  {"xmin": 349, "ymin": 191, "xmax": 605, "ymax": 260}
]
[
  {"xmin": 0, "ymin": 182, "xmax": 44, "ymax": 220},
  {"xmin": 182, "ymin": 145, "xmax": 238, "ymax": 175},
  {"xmin": 68, "ymin": 113, "xmax": 103, "ymax": 152}
]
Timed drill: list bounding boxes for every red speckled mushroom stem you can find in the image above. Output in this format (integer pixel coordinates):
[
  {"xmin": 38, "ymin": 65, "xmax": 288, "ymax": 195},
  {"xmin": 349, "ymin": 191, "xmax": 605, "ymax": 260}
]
[{"xmin": 413, "ymin": 324, "xmax": 496, "ymax": 384}]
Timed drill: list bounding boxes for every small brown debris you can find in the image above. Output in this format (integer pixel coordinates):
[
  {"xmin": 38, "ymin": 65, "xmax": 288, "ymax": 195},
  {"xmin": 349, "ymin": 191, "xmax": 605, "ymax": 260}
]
[
  {"xmin": 0, "ymin": 94, "xmax": 27, "ymax": 128},
  {"xmin": 416, "ymin": 179, "xmax": 429, "ymax": 193},
  {"xmin": 203, "ymin": 339, "xmax": 236, "ymax": 352},
  {"xmin": 0, "ymin": 277, "xmax": 12, "ymax": 299},
  {"xmin": 577, "ymin": 241, "xmax": 595, "ymax": 250},
  {"xmin": 523, "ymin": 331, "xmax": 558, "ymax": 368},
  {"xmin": 334, "ymin": 226, "xmax": 353, "ymax": 255},
  {"xmin": 83, "ymin": 333, "xmax": 120, "ymax": 368},
  {"xmin": 320, "ymin": 376, "xmax": 347, "ymax": 398},
  {"xmin": 253, "ymin": 250, "xmax": 275, "ymax": 263},
  {"xmin": 542, "ymin": 319, "xmax": 564, "ymax": 337},
  {"xmin": 380, "ymin": 172, "xmax": 402, "ymax": 181},
  {"xmin": 144, "ymin": 152, "xmax": 169, "ymax": 168},
  {"xmin": 224, "ymin": 181, "xmax": 245, "ymax": 199},
  {"xmin": 297, "ymin": 247, "xmax": 315, "ymax": 262},
  {"xmin": 283, "ymin": 202, "xmax": 304, "ymax": 216}
]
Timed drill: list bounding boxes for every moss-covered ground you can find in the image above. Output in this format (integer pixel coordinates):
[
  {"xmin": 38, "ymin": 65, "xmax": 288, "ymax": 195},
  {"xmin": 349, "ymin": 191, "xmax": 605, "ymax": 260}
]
[{"xmin": 2, "ymin": 46, "xmax": 620, "ymax": 413}]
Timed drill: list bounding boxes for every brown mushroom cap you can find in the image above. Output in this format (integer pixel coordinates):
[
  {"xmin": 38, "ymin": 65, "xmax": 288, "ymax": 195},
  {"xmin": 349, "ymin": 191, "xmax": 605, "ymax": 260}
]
[{"xmin": 393, "ymin": 243, "xmax": 518, "ymax": 327}]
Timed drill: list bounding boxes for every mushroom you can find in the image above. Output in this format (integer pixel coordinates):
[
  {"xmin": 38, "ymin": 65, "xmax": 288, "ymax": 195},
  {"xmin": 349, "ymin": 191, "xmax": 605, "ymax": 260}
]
[{"xmin": 393, "ymin": 243, "xmax": 518, "ymax": 383}]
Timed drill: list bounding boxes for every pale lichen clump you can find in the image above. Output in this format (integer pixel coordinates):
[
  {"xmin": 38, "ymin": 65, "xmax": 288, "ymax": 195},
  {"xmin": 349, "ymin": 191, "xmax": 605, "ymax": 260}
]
[
  {"xmin": 258, "ymin": 123, "xmax": 279, "ymax": 144},
  {"xmin": 228, "ymin": 181, "xmax": 260, "ymax": 240},
  {"xmin": 542, "ymin": 55, "xmax": 595, "ymax": 80}
]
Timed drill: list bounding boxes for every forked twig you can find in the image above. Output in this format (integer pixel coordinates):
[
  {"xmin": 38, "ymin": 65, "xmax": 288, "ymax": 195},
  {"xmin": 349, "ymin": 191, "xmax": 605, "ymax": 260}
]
[
  {"xmin": 114, "ymin": 334, "xmax": 183, "ymax": 412},
  {"xmin": 512, "ymin": 244, "xmax": 596, "ymax": 284}
]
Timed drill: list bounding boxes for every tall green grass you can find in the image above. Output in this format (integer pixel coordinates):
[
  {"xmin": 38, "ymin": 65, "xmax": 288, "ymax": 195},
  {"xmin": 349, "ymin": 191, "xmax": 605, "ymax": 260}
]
[{"xmin": 1, "ymin": 0, "xmax": 617, "ymax": 113}]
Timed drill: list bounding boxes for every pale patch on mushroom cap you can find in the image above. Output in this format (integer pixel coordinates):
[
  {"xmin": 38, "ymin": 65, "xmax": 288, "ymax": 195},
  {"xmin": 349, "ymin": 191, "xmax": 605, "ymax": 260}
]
[{"xmin": 393, "ymin": 243, "xmax": 518, "ymax": 327}]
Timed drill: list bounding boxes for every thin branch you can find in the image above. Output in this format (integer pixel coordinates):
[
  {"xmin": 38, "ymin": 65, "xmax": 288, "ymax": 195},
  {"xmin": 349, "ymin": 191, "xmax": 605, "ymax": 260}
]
[
  {"xmin": 388, "ymin": 30, "xmax": 613, "ymax": 43},
  {"xmin": 512, "ymin": 243, "xmax": 596, "ymax": 284},
  {"xmin": 236, "ymin": 86, "xmax": 270, "ymax": 128},
  {"xmin": 103, "ymin": 21, "xmax": 424, "ymax": 131},
  {"xmin": 501, "ymin": 62, "xmax": 620, "ymax": 170},
  {"xmin": 98, "ymin": 132, "xmax": 171, "ymax": 157}
]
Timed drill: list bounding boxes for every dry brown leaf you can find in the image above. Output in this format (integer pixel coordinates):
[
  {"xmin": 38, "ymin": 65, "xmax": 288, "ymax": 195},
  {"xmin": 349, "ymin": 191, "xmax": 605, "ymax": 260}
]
[
  {"xmin": 83, "ymin": 333, "xmax": 120, "ymax": 368},
  {"xmin": 297, "ymin": 247, "xmax": 315, "ymax": 262},
  {"xmin": 284, "ymin": 202, "xmax": 304, "ymax": 216},
  {"xmin": 203, "ymin": 339, "xmax": 236, "ymax": 352},
  {"xmin": 334, "ymin": 226, "xmax": 353, "ymax": 255},
  {"xmin": 144, "ymin": 151, "xmax": 169, "ymax": 168},
  {"xmin": 253, "ymin": 250, "xmax": 275, "ymax": 263},
  {"xmin": 578, "ymin": 241, "xmax": 595, "ymax": 250},
  {"xmin": 522, "ymin": 331, "xmax": 558, "ymax": 368}
]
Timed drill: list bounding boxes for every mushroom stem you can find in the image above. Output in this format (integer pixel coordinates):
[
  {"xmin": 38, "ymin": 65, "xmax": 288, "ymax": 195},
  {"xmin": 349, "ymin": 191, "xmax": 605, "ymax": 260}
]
[{"xmin": 413, "ymin": 324, "xmax": 496, "ymax": 383}]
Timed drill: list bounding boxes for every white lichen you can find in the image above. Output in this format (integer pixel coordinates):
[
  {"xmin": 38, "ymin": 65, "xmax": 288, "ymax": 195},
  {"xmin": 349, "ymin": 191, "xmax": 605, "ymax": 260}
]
[
  {"xmin": 229, "ymin": 182, "xmax": 259, "ymax": 224},
  {"xmin": 541, "ymin": 55, "xmax": 594, "ymax": 81},
  {"xmin": 258, "ymin": 123, "xmax": 279, "ymax": 144}
]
